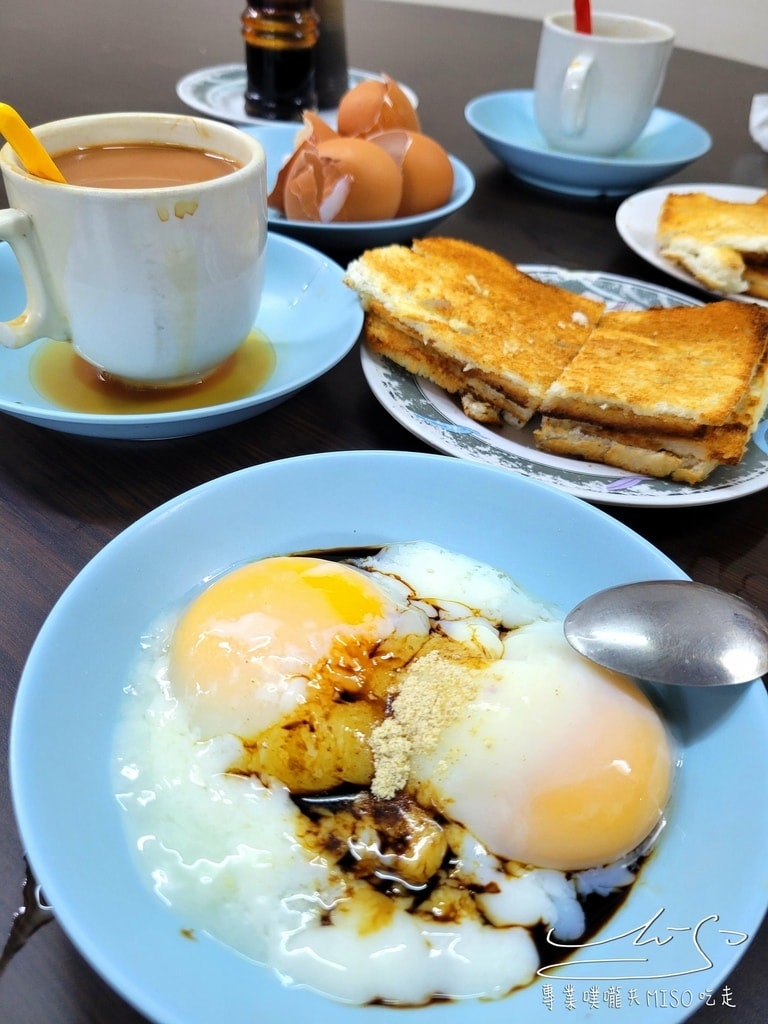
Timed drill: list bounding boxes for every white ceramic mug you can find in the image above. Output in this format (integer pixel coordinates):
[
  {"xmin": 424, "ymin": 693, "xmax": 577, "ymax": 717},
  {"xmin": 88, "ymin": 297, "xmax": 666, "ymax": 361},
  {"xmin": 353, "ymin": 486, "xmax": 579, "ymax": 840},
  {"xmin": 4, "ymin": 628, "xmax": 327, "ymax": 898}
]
[
  {"xmin": 0, "ymin": 112, "xmax": 267, "ymax": 386},
  {"xmin": 533, "ymin": 11, "xmax": 675, "ymax": 156}
]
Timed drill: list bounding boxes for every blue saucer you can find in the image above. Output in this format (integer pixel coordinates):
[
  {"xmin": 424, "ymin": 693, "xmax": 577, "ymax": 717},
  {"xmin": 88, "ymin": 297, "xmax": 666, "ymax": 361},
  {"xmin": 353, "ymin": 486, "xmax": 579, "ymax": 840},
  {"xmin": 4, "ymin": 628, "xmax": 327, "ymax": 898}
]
[{"xmin": 465, "ymin": 90, "xmax": 711, "ymax": 198}]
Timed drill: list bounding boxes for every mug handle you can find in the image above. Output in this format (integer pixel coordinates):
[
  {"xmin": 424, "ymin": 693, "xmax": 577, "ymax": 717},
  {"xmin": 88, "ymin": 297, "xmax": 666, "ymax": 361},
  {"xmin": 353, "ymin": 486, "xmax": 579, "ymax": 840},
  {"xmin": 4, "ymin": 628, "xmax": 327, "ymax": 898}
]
[
  {"xmin": 560, "ymin": 53, "xmax": 594, "ymax": 136},
  {"xmin": 0, "ymin": 208, "xmax": 68, "ymax": 348}
]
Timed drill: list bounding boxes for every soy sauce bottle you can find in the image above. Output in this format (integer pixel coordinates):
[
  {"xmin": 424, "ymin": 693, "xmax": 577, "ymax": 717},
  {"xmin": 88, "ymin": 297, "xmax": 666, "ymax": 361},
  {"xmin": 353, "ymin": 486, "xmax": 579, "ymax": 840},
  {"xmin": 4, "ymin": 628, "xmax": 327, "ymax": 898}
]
[
  {"xmin": 314, "ymin": 0, "xmax": 348, "ymax": 110},
  {"xmin": 242, "ymin": 1, "xmax": 319, "ymax": 121}
]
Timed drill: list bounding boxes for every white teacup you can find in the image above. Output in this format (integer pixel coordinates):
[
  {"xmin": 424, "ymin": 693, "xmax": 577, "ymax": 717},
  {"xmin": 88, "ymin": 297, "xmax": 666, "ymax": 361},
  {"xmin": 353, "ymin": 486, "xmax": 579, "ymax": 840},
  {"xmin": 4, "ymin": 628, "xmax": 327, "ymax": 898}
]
[
  {"xmin": 533, "ymin": 11, "xmax": 675, "ymax": 157},
  {"xmin": 0, "ymin": 112, "xmax": 267, "ymax": 387}
]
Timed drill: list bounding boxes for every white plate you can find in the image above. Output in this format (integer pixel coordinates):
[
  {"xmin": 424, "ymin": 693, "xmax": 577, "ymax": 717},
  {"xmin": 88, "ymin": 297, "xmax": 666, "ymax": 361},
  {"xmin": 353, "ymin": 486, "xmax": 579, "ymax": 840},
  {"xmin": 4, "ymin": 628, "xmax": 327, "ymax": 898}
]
[
  {"xmin": 176, "ymin": 63, "xmax": 418, "ymax": 128},
  {"xmin": 361, "ymin": 267, "xmax": 768, "ymax": 508},
  {"xmin": 240, "ymin": 122, "xmax": 475, "ymax": 250},
  {"xmin": 11, "ymin": 450, "xmax": 768, "ymax": 1024},
  {"xmin": 464, "ymin": 91, "xmax": 711, "ymax": 198},
  {"xmin": 616, "ymin": 183, "xmax": 768, "ymax": 306},
  {"xmin": 0, "ymin": 234, "xmax": 362, "ymax": 440}
]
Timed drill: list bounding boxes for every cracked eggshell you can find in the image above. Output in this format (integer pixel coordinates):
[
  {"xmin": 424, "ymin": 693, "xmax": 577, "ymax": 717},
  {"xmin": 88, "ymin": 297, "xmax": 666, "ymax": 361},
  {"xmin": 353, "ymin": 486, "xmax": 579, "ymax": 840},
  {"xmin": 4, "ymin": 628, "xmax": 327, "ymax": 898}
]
[
  {"xmin": 337, "ymin": 74, "xmax": 421, "ymax": 138},
  {"xmin": 282, "ymin": 137, "xmax": 403, "ymax": 223},
  {"xmin": 267, "ymin": 113, "xmax": 339, "ymax": 214},
  {"xmin": 370, "ymin": 130, "xmax": 455, "ymax": 217}
]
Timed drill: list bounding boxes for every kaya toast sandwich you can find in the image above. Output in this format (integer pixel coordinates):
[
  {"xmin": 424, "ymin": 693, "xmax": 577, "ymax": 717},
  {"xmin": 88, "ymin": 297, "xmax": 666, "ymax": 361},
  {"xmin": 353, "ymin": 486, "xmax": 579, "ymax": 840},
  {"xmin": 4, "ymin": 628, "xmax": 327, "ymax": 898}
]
[
  {"xmin": 344, "ymin": 237, "xmax": 604, "ymax": 426},
  {"xmin": 657, "ymin": 191, "xmax": 768, "ymax": 299},
  {"xmin": 536, "ymin": 300, "xmax": 768, "ymax": 484}
]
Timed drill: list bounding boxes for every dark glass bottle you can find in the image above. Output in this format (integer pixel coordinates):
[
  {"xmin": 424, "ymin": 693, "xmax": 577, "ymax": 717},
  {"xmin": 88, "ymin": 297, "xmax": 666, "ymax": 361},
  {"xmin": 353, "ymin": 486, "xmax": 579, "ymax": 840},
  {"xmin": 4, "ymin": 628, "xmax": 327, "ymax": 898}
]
[
  {"xmin": 313, "ymin": 0, "xmax": 348, "ymax": 110},
  {"xmin": 242, "ymin": 2, "xmax": 319, "ymax": 121}
]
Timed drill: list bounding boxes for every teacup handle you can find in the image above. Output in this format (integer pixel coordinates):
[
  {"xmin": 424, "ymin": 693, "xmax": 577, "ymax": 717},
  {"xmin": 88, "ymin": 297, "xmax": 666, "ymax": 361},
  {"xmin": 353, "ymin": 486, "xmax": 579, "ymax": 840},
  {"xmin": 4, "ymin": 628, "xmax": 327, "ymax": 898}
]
[
  {"xmin": 560, "ymin": 53, "xmax": 594, "ymax": 137},
  {"xmin": 0, "ymin": 208, "xmax": 68, "ymax": 349}
]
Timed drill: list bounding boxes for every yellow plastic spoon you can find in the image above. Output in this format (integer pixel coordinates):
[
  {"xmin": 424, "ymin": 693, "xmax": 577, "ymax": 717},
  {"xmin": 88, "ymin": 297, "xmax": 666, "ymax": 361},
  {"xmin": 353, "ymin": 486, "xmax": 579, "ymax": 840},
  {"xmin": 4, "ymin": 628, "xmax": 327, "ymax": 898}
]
[{"xmin": 0, "ymin": 103, "xmax": 66, "ymax": 183}]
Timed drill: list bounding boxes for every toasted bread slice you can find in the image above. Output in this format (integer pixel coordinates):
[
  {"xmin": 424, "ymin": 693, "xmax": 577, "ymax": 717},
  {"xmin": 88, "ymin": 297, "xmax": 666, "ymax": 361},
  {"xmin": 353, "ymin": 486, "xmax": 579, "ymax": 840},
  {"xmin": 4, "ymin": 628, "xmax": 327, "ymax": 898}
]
[
  {"xmin": 536, "ymin": 301, "xmax": 768, "ymax": 483},
  {"xmin": 536, "ymin": 356, "xmax": 768, "ymax": 485},
  {"xmin": 363, "ymin": 310, "xmax": 532, "ymax": 424},
  {"xmin": 744, "ymin": 260, "xmax": 768, "ymax": 300},
  {"xmin": 540, "ymin": 301, "xmax": 768, "ymax": 435},
  {"xmin": 534, "ymin": 418, "xmax": 722, "ymax": 484},
  {"xmin": 657, "ymin": 191, "xmax": 768, "ymax": 296},
  {"xmin": 537, "ymin": 357, "xmax": 768, "ymax": 484},
  {"xmin": 345, "ymin": 238, "xmax": 604, "ymax": 425}
]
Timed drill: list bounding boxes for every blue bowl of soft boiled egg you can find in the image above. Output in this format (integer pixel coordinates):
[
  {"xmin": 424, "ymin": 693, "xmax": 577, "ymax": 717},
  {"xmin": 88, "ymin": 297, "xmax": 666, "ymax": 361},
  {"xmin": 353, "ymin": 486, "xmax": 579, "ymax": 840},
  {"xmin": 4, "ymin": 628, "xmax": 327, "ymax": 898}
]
[{"xmin": 10, "ymin": 450, "xmax": 768, "ymax": 1023}]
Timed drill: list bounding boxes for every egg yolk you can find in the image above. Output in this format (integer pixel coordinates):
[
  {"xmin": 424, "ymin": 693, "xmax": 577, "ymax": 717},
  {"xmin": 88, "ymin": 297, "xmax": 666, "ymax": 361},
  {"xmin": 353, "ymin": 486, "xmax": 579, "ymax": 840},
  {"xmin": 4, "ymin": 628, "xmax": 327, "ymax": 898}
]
[
  {"xmin": 407, "ymin": 641, "xmax": 675, "ymax": 872},
  {"xmin": 518, "ymin": 674, "xmax": 673, "ymax": 870},
  {"xmin": 169, "ymin": 555, "xmax": 398, "ymax": 741}
]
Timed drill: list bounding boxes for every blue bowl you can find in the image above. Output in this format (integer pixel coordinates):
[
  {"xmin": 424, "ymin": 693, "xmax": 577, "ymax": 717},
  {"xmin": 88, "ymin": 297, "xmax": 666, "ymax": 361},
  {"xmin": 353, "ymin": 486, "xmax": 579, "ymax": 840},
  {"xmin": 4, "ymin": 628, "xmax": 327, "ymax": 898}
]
[
  {"xmin": 241, "ymin": 122, "xmax": 474, "ymax": 248},
  {"xmin": 10, "ymin": 450, "xmax": 768, "ymax": 1024}
]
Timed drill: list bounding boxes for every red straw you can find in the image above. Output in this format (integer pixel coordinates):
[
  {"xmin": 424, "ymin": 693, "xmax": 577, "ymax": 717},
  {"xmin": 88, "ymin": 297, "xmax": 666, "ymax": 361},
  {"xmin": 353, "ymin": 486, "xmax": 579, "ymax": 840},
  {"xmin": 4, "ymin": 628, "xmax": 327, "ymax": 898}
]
[{"xmin": 574, "ymin": 0, "xmax": 592, "ymax": 33}]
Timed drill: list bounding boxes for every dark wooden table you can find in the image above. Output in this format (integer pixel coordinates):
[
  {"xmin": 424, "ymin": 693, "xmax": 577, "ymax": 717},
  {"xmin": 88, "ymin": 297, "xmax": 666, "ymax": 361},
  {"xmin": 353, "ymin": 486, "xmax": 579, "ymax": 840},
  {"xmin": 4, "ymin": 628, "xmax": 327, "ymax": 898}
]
[{"xmin": 0, "ymin": 2, "xmax": 766, "ymax": 1022}]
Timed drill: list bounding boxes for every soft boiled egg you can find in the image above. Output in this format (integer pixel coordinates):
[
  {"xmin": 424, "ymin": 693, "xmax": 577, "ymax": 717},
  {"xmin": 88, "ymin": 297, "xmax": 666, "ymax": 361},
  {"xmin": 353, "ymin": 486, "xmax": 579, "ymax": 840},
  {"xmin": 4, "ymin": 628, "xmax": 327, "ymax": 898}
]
[
  {"xmin": 169, "ymin": 554, "xmax": 405, "ymax": 738},
  {"xmin": 167, "ymin": 553, "xmax": 428, "ymax": 791},
  {"xmin": 169, "ymin": 543, "xmax": 674, "ymax": 868},
  {"xmin": 357, "ymin": 543, "xmax": 674, "ymax": 873},
  {"xmin": 116, "ymin": 541, "xmax": 678, "ymax": 1007},
  {"xmin": 390, "ymin": 620, "xmax": 674, "ymax": 871}
]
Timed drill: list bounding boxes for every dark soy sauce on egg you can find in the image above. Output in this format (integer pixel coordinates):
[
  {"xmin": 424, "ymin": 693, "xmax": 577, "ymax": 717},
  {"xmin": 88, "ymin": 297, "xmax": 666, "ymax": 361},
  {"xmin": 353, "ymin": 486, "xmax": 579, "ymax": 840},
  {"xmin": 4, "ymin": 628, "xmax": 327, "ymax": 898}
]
[{"xmin": 276, "ymin": 545, "xmax": 658, "ymax": 999}]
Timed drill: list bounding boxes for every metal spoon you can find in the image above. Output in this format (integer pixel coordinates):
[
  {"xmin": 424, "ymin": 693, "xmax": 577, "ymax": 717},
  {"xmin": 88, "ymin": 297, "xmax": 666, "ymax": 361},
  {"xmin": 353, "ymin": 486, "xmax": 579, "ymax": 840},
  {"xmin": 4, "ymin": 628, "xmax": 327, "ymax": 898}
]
[{"xmin": 564, "ymin": 580, "xmax": 768, "ymax": 686}]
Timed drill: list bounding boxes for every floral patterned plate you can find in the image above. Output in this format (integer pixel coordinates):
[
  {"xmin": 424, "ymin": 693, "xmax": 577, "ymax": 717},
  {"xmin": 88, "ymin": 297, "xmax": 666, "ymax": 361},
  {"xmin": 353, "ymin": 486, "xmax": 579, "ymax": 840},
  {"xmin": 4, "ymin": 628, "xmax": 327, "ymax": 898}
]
[{"xmin": 361, "ymin": 267, "xmax": 768, "ymax": 508}]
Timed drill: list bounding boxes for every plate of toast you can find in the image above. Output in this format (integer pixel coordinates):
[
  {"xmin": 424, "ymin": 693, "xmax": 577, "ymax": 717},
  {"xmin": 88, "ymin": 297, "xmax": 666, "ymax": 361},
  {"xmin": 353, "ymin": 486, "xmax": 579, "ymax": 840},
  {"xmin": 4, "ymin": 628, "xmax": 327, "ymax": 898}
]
[
  {"xmin": 347, "ymin": 238, "xmax": 768, "ymax": 508},
  {"xmin": 616, "ymin": 183, "xmax": 768, "ymax": 305}
]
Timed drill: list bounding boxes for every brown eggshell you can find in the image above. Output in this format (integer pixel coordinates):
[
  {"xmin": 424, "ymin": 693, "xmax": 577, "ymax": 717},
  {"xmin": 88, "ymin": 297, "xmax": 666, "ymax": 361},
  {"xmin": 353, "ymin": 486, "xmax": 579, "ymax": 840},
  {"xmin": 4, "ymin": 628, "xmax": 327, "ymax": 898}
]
[
  {"xmin": 336, "ymin": 74, "xmax": 420, "ymax": 138},
  {"xmin": 267, "ymin": 113, "xmax": 339, "ymax": 213},
  {"xmin": 369, "ymin": 130, "xmax": 454, "ymax": 217},
  {"xmin": 283, "ymin": 137, "xmax": 403, "ymax": 222},
  {"xmin": 301, "ymin": 111, "xmax": 338, "ymax": 144}
]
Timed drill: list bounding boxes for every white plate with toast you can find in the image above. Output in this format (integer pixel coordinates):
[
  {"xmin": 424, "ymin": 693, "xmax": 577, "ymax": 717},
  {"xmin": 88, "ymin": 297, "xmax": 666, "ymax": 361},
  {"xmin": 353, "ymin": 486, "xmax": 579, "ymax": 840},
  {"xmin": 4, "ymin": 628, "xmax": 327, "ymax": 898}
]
[
  {"xmin": 361, "ymin": 266, "xmax": 768, "ymax": 508},
  {"xmin": 616, "ymin": 183, "xmax": 768, "ymax": 307}
]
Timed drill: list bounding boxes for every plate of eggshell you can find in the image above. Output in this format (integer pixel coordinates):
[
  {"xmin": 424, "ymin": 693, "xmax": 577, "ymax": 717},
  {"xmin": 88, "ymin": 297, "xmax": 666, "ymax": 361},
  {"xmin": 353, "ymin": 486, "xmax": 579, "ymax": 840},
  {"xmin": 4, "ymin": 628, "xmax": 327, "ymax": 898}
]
[{"xmin": 241, "ymin": 75, "xmax": 475, "ymax": 250}]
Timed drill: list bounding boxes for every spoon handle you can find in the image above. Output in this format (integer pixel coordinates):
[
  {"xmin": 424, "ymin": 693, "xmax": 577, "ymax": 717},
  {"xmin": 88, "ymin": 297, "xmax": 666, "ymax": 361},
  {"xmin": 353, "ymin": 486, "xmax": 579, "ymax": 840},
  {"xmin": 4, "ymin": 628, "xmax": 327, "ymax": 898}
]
[
  {"xmin": 0, "ymin": 103, "xmax": 66, "ymax": 183},
  {"xmin": 0, "ymin": 857, "xmax": 54, "ymax": 977},
  {"xmin": 574, "ymin": 0, "xmax": 592, "ymax": 33}
]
